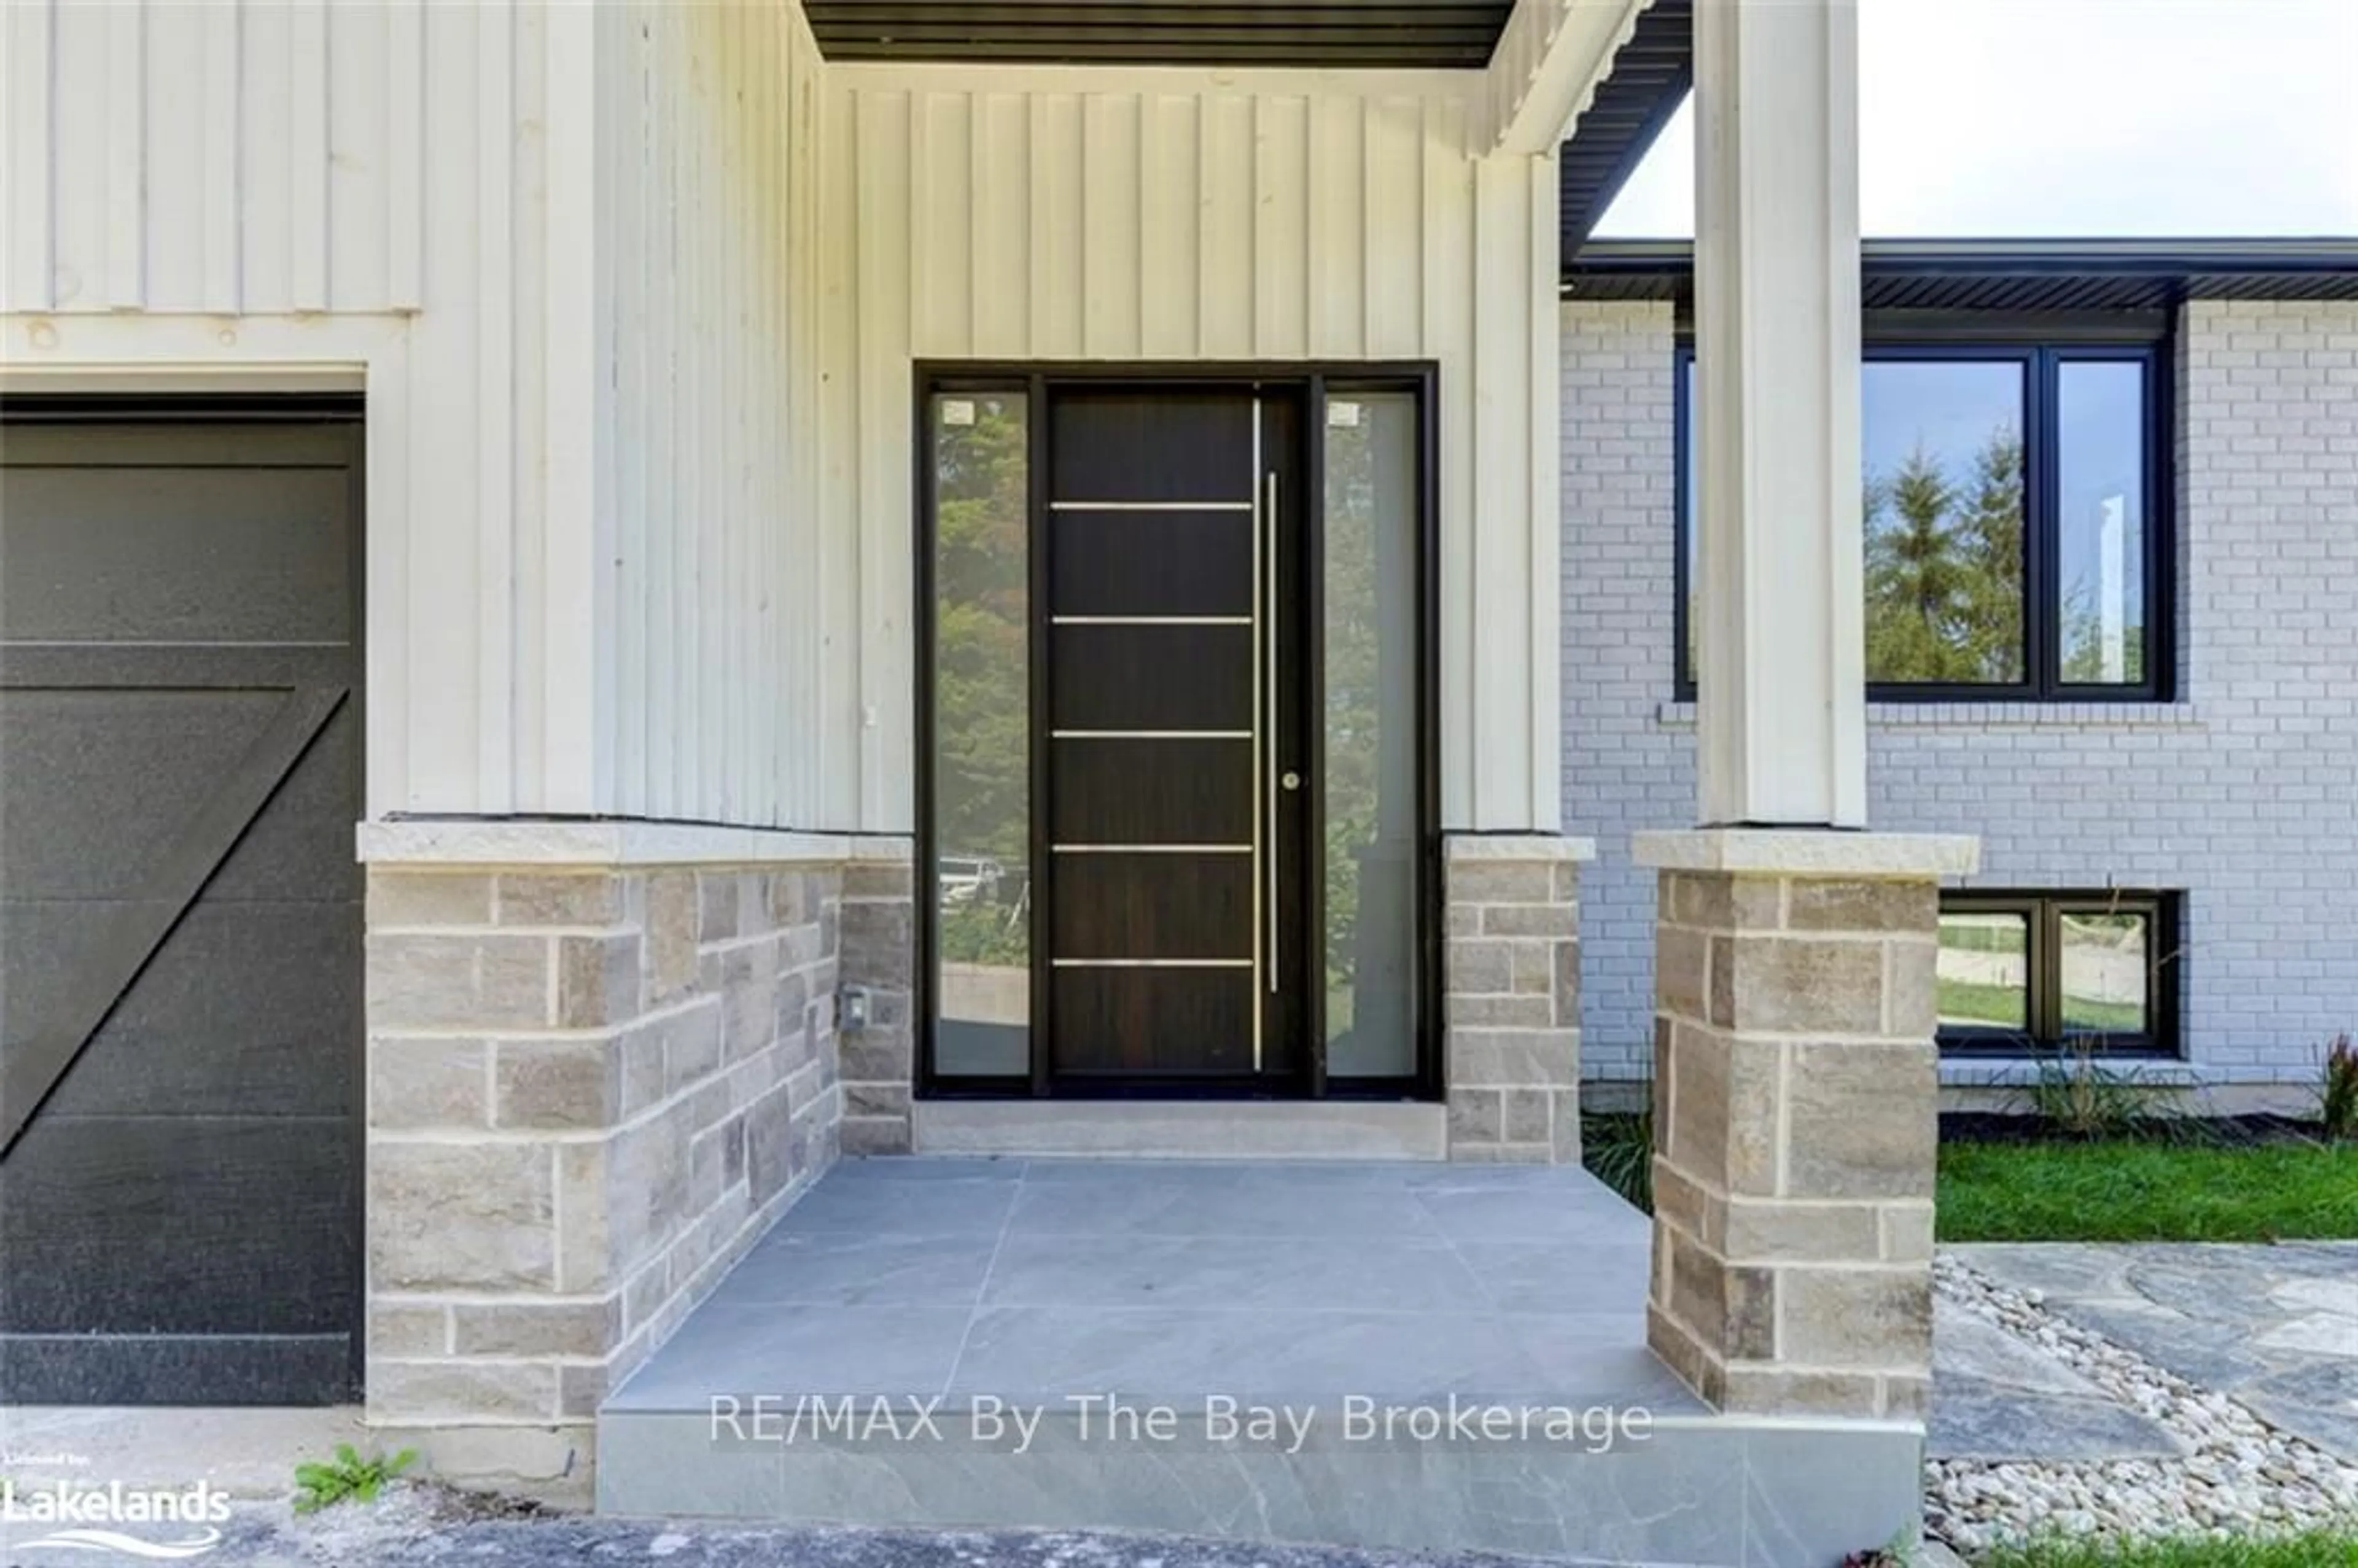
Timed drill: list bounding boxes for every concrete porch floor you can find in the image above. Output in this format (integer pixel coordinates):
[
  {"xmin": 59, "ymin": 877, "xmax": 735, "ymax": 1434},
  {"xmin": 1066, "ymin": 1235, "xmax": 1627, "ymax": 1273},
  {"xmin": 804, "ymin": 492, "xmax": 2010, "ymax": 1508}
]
[{"xmin": 599, "ymin": 1157, "xmax": 1924, "ymax": 1566}]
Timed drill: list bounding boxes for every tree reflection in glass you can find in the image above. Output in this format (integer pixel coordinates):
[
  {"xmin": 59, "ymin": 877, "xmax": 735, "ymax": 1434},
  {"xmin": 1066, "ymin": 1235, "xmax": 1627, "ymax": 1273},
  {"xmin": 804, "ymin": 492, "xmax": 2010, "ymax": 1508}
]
[
  {"xmin": 1321, "ymin": 394, "xmax": 1420, "ymax": 1077},
  {"xmin": 931, "ymin": 394, "xmax": 1031, "ymax": 1076}
]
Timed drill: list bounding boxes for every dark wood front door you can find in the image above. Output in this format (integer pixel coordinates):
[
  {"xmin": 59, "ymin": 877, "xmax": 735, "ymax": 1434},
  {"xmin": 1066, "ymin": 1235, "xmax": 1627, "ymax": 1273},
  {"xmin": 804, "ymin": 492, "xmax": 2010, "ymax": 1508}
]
[{"xmin": 1042, "ymin": 387, "xmax": 1307, "ymax": 1087}]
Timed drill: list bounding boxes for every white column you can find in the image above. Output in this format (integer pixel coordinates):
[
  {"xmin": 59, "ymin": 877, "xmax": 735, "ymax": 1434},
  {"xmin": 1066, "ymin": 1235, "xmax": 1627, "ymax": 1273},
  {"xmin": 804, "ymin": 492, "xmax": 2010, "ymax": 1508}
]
[{"xmin": 1691, "ymin": 0, "xmax": 1866, "ymax": 827}]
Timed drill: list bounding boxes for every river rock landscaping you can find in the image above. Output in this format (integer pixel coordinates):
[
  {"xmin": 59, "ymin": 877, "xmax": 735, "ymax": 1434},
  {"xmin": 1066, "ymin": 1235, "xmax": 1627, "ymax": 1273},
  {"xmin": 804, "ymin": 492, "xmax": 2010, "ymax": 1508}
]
[{"xmin": 1929, "ymin": 1251, "xmax": 2358, "ymax": 1558}]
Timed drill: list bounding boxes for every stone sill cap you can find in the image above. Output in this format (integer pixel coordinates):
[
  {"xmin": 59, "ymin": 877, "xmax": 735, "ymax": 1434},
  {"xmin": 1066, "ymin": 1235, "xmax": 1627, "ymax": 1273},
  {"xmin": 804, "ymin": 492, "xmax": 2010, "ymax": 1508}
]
[
  {"xmin": 1633, "ymin": 828, "xmax": 1980, "ymax": 879},
  {"xmin": 1442, "ymin": 832, "xmax": 1598, "ymax": 862},
  {"xmin": 358, "ymin": 818, "xmax": 914, "ymax": 868}
]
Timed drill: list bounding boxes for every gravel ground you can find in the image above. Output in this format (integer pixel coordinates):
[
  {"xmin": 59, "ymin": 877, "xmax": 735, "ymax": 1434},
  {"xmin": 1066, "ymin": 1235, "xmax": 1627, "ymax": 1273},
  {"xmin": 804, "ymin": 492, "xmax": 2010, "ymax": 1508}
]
[
  {"xmin": 1, "ymin": 1490, "xmax": 1616, "ymax": 1568},
  {"xmin": 1928, "ymin": 1254, "xmax": 2358, "ymax": 1557}
]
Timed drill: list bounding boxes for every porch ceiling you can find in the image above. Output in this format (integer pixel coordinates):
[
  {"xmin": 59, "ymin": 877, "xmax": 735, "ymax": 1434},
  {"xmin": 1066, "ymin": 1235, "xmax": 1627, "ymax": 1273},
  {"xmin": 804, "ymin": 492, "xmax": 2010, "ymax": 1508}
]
[{"xmin": 801, "ymin": 0, "xmax": 1516, "ymax": 68}]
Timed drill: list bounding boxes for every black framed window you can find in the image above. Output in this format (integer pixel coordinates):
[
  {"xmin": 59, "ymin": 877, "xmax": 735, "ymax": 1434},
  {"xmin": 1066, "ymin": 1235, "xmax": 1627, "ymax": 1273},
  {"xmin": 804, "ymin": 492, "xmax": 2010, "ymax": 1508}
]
[
  {"xmin": 1676, "ymin": 340, "xmax": 2171, "ymax": 701},
  {"xmin": 1937, "ymin": 891, "xmax": 2180, "ymax": 1057}
]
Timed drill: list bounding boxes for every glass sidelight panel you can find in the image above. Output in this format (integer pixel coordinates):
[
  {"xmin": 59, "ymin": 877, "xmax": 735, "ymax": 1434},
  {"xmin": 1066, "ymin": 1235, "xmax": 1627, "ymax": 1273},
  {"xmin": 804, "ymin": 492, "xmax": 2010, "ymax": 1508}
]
[
  {"xmin": 930, "ymin": 391, "xmax": 1032, "ymax": 1077},
  {"xmin": 1320, "ymin": 391, "xmax": 1420, "ymax": 1078}
]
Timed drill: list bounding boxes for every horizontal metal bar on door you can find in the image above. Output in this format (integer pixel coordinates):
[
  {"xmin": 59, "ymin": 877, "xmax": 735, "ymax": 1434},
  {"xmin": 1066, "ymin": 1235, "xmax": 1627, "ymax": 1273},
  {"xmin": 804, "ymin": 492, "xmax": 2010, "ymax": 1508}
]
[
  {"xmin": 1049, "ymin": 729, "xmax": 1251, "ymax": 740},
  {"xmin": 1049, "ymin": 616, "xmax": 1251, "ymax": 626},
  {"xmin": 1046, "ymin": 501, "xmax": 1253, "ymax": 512},
  {"xmin": 1049, "ymin": 958, "xmax": 1254, "ymax": 969},
  {"xmin": 1051, "ymin": 844, "xmax": 1252, "ymax": 854}
]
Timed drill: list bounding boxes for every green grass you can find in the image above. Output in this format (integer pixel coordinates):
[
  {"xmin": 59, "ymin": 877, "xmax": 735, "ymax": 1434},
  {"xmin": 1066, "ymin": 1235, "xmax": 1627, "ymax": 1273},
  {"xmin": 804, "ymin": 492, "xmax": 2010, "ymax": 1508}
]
[
  {"xmin": 1938, "ymin": 976, "xmax": 2029, "ymax": 1030},
  {"xmin": 1934, "ymin": 977, "xmax": 2145, "ymax": 1034},
  {"xmin": 1938, "ymin": 1138, "xmax": 2358, "ymax": 1243},
  {"xmin": 2060, "ymin": 993, "xmax": 2150, "ymax": 1033},
  {"xmin": 1940, "ymin": 920, "xmax": 2028, "ymax": 955},
  {"xmin": 1974, "ymin": 1531, "xmax": 2358, "ymax": 1567}
]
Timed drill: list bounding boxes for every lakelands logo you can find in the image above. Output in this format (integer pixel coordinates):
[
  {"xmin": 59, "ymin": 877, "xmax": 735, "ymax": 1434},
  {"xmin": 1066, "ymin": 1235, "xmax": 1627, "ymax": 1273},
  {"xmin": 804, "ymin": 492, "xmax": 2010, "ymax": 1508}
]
[{"xmin": 1, "ymin": 1478, "xmax": 232, "ymax": 1559}]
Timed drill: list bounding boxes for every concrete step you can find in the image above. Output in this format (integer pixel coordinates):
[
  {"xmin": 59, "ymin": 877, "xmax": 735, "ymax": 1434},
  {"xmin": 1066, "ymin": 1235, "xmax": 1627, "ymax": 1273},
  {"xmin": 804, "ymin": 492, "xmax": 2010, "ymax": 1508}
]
[
  {"xmin": 597, "ymin": 1397, "xmax": 1921, "ymax": 1566},
  {"xmin": 911, "ymin": 1100, "xmax": 1447, "ymax": 1160},
  {"xmin": 596, "ymin": 1157, "xmax": 1922, "ymax": 1565}
]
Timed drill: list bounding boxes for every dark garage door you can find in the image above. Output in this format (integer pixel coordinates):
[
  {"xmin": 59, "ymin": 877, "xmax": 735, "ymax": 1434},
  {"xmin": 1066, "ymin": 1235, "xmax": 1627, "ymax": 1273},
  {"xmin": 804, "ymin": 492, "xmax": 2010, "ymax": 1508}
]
[{"xmin": 0, "ymin": 409, "xmax": 362, "ymax": 1403}]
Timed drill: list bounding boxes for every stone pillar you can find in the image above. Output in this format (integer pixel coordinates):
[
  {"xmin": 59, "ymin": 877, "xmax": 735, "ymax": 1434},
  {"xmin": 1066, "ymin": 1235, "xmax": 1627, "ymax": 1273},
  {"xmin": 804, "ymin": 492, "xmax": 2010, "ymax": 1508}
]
[
  {"xmin": 1634, "ymin": 830, "xmax": 1975, "ymax": 1420},
  {"xmin": 357, "ymin": 823, "xmax": 909, "ymax": 1497},
  {"xmin": 1442, "ymin": 833, "xmax": 1595, "ymax": 1162},
  {"xmin": 838, "ymin": 847, "xmax": 917, "ymax": 1154}
]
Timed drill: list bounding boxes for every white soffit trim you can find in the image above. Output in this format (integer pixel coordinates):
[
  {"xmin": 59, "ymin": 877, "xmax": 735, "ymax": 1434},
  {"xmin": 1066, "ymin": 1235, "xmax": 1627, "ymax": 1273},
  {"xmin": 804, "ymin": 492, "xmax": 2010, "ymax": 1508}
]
[{"xmin": 1487, "ymin": 0, "xmax": 1657, "ymax": 156}]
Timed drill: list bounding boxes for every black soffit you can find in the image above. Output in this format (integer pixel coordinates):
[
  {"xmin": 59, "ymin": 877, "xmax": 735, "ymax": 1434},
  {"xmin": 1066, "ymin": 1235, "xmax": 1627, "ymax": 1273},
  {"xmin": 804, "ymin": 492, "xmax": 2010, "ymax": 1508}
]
[
  {"xmin": 801, "ymin": 1, "xmax": 1518, "ymax": 68},
  {"xmin": 1558, "ymin": 0, "xmax": 1689, "ymax": 250},
  {"xmin": 1563, "ymin": 238, "xmax": 2358, "ymax": 309}
]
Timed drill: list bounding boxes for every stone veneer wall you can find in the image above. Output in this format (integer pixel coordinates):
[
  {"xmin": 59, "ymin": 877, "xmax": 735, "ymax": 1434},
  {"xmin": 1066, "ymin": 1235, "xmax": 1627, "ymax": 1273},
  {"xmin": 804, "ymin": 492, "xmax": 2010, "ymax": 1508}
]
[
  {"xmin": 838, "ymin": 857, "xmax": 918, "ymax": 1154},
  {"xmin": 1643, "ymin": 864, "xmax": 1944, "ymax": 1421},
  {"xmin": 1441, "ymin": 834, "xmax": 1593, "ymax": 1162},
  {"xmin": 361, "ymin": 840, "xmax": 907, "ymax": 1494}
]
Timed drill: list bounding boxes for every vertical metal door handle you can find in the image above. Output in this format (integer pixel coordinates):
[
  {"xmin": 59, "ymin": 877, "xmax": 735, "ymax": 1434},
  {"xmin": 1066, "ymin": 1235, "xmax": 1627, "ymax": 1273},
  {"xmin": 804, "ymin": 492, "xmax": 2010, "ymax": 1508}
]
[
  {"xmin": 1249, "ymin": 406, "xmax": 1264, "ymax": 1068},
  {"xmin": 1265, "ymin": 468, "xmax": 1280, "ymax": 994}
]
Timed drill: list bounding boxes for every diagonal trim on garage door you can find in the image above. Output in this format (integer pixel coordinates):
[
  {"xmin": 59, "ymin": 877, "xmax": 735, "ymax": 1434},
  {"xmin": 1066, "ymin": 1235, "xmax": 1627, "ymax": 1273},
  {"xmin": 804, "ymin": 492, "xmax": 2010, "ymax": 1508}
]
[{"xmin": 0, "ymin": 677, "xmax": 349, "ymax": 1155}]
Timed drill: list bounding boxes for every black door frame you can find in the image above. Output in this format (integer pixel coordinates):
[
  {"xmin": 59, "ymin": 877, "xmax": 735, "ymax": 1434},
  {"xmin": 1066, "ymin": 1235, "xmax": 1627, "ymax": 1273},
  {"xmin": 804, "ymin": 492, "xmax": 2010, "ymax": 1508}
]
[{"xmin": 913, "ymin": 362, "xmax": 1441, "ymax": 1103}]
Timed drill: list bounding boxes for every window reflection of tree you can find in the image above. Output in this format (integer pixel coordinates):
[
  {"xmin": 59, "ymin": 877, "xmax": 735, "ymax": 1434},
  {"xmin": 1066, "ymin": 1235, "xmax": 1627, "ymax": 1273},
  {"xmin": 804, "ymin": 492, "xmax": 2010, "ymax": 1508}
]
[
  {"xmin": 933, "ymin": 397, "xmax": 1030, "ymax": 968},
  {"xmin": 1323, "ymin": 397, "xmax": 1418, "ymax": 1077}
]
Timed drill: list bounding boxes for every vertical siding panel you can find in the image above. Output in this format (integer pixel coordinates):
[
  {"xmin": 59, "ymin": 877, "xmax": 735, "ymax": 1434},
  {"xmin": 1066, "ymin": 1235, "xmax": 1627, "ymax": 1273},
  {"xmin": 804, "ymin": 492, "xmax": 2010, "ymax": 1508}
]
[
  {"xmin": 473, "ymin": 0, "xmax": 516, "ymax": 810},
  {"xmin": 1425, "ymin": 97, "xmax": 1476, "ymax": 825},
  {"xmin": 906, "ymin": 90, "xmax": 933, "ymax": 358},
  {"xmin": 1081, "ymin": 92, "xmax": 1140, "ymax": 358},
  {"xmin": 855, "ymin": 90, "xmax": 914, "ymax": 827},
  {"xmin": 2, "ymin": 0, "xmax": 57, "ymax": 312},
  {"xmin": 725, "ymin": 13, "xmax": 749, "ymax": 815},
  {"xmin": 792, "ymin": 31, "xmax": 826, "ymax": 818},
  {"xmin": 760, "ymin": 3, "xmax": 788, "ymax": 823},
  {"xmin": 1525, "ymin": 155, "xmax": 1560, "ymax": 831},
  {"xmin": 644, "ymin": 7, "xmax": 675, "ymax": 817},
  {"xmin": 1196, "ymin": 93, "xmax": 1251, "ymax": 359},
  {"xmin": 508, "ymin": 0, "xmax": 551, "ymax": 808},
  {"xmin": 1470, "ymin": 154, "xmax": 1531, "ymax": 830},
  {"xmin": 971, "ymin": 91, "xmax": 1028, "ymax": 357},
  {"xmin": 237, "ymin": 0, "xmax": 289, "ymax": 310},
  {"xmin": 919, "ymin": 92, "xmax": 974, "ymax": 358},
  {"xmin": 199, "ymin": 0, "xmax": 242, "ymax": 312},
  {"xmin": 365, "ymin": 328, "xmax": 414, "ymax": 815},
  {"xmin": 405, "ymin": 0, "xmax": 486, "ymax": 807},
  {"xmin": 385, "ymin": 0, "xmax": 423, "ymax": 310},
  {"xmin": 732, "ymin": 1, "xmax": 757, "ymax": 817},
  {"xmin": 1137, "ymin": 94, "xmax": 1197, "ymax": 360},
  {"xmin": 143, "ymin": 0, "xmax": 208, "ymax": 309},
  {"xmin": 818, "ymin": 80, "xmax": 859, "ymax": 825},
  {"xmin": 48, "ymin": 2, "xmax": 106, "ymax": 309},
  {"xmin": 1251, "ymin": 95, "xmax": 1307, "ymax": 359},
  {"xmin": 686, "ymin": 11, "xmax": 716, "ymax": 814},
  {"xmin": 1309, "ymin": 94, "xmax": 1365, "ymax": 359},
  {"xmin": 143, "ymin": 4, "xmax": 214, "ymax": 310},
  {"xmin": 723, "ymin": 0, "xmax": 746, "ymax": 816},
  {"xmin": 326, "ymin": 0, "xmax": 389, "ymax": 310},
  {"xmin": 1364, "ymin": 95, "xmax": 1422, "ymax": 359},
  {"xmin": 104, "ymin": 0, "xmax": 143, "ymax": 309},
  {"xmin": 1029, "ymin": 93, "xmax": 1081, "ymax": 358},
  {"xmin": 612, "ymin": 0, "xmax": 648, "ymax": 816},
  {"xmin": 287, "ymin": 0, "xmax": 327, "ymax": 308}
]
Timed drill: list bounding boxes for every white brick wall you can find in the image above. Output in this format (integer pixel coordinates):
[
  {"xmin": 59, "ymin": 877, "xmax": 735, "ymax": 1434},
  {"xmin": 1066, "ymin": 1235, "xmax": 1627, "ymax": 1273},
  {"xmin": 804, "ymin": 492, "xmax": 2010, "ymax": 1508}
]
[{"xmin": 1560, "ymin": 298, "xmax": 2358, "ymax": 1086}]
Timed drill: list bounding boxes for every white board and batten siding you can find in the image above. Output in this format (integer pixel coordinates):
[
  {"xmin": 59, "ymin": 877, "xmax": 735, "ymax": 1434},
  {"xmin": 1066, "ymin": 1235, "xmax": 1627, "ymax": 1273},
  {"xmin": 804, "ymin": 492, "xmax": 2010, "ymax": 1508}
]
[
  {"xmin": 0, "ymin": 0, "xmax": 603, "ymax": 823},
  {"xmin": 3, "ymin": 5, "xmax": 1569, "ymax": 839},
  {"xmin": 592, "ymin": 0, "xmax": 832, "ymax": 831},
  {"xmin": 822, "ymin": 64, "xmax": 1565, "ymax": 833}
]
